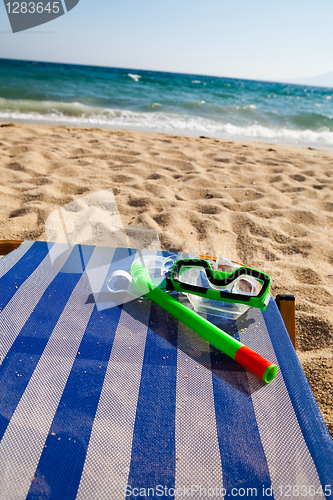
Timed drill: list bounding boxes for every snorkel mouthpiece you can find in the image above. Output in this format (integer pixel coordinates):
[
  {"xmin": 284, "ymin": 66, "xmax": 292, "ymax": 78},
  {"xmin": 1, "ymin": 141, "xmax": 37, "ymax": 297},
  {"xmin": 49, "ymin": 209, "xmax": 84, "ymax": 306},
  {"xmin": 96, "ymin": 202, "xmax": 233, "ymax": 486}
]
[
  {"xmin": 130, "ymin": 262, "xmax": 277, "ymax": 384},
  {"xmin": 131, "ymin": 262, "xmax": 153, "ymax": 295}
]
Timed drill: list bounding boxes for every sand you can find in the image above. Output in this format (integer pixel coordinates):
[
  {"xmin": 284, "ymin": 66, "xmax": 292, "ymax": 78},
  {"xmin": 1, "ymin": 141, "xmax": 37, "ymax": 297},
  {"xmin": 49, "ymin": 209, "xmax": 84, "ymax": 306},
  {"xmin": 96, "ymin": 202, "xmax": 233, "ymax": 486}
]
[{"xmin": 0, "ymin": 122, "xmax": 332, "ymax": 436}]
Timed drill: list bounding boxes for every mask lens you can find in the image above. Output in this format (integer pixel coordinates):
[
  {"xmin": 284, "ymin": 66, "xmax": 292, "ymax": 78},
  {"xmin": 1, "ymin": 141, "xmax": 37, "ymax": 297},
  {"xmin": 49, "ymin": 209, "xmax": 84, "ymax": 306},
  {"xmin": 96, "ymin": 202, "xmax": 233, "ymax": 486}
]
[
  {"xmin": 232, "ymin": 277, "xmax": 259, "ymax": 296},
  {"xmin": 179, "ymin": 267, "xmax": 203, "ymax": 287}
]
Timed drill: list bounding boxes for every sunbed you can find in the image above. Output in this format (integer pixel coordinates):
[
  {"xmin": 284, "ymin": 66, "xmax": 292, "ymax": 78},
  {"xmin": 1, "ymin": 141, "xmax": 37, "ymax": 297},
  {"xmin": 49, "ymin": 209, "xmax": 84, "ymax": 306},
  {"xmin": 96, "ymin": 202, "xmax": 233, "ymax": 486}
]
[{"xmin": 0, "ymin": 240, "xmax": 332, "ymax": 500}]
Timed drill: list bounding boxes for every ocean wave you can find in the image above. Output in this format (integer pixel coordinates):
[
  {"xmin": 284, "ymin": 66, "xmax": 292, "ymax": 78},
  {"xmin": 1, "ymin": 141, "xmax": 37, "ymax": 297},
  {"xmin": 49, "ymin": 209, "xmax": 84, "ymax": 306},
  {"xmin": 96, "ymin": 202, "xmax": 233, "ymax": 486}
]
[
  {"xmin": 0, "ymin": 97, "xmax": 100, "ymax": 117},
  {"xmin": 1, "ymin": 99, "xmax": 333, "ymax": 149},
  {"xmin": 128, "ymin": 74, "xmax": 141, "ymax": 82}
]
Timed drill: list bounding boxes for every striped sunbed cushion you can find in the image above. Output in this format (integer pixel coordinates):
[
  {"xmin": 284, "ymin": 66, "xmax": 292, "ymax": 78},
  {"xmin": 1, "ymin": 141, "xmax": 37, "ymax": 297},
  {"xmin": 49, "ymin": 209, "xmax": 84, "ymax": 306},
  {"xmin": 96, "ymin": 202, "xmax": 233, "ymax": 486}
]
[{"xmin": 0, "ymin": 241, "xmax": 332, "ymax": 500}]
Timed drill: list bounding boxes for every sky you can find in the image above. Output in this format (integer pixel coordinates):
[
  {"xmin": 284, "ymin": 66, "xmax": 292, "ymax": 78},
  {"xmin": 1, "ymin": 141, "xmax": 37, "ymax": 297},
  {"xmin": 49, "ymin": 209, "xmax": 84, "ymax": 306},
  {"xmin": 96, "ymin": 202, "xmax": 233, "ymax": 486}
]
[{"xmin": 0, "ymin": 0, "xmax": 333, "ymax": 83}]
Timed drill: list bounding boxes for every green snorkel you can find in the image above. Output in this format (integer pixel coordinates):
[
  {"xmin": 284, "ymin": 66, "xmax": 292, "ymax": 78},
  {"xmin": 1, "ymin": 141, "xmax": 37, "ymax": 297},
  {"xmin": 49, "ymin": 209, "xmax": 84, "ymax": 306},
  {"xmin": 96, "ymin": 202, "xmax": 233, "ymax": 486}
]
[{"xmin": 131, "ymin": 260, "xmax": 278, "ymax": 384}]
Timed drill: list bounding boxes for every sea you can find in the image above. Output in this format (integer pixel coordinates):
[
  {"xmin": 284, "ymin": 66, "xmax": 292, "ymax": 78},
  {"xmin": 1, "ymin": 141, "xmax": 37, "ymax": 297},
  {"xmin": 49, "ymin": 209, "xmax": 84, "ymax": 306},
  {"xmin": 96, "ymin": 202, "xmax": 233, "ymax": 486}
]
[{"xmin": 1, "ymin": 58, "xmax": 333, "ymax": 150}]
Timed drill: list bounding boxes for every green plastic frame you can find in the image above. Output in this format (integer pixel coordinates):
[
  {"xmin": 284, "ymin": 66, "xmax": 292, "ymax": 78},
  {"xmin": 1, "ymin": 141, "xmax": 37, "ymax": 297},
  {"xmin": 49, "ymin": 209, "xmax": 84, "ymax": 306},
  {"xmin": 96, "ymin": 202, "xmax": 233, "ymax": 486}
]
[{"xmin": 168, "ymin": 259, "xmax": 271, "ymax": 311}]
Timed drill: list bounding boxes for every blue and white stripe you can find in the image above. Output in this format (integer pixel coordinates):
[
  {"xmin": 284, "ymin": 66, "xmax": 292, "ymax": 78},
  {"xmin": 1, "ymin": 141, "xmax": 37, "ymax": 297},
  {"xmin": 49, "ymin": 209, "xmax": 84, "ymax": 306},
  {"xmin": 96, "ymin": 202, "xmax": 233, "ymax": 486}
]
[{"xmin": 0, "ymin": 242, "xmax": 331, "ymax": 500}]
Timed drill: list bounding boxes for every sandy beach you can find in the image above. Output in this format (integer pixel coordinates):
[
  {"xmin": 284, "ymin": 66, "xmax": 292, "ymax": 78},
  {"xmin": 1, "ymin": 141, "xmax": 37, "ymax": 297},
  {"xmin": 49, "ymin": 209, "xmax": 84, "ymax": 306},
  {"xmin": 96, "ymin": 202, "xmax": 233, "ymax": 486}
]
[{"xmin": 0, "ymin": 122, "xmax": 332, "ymax": 435}]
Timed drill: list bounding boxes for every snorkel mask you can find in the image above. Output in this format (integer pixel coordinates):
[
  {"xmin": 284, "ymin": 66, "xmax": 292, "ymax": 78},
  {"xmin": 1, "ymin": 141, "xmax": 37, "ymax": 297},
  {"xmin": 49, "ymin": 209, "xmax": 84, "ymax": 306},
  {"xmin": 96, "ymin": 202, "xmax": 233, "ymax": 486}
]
[
  {"xmin": 107, "ymin": 254, "xmax": 271, "ymax": 319},
  {"xmin": 166, "ymin": 257, "xmax": 271, "ymax": 314}
]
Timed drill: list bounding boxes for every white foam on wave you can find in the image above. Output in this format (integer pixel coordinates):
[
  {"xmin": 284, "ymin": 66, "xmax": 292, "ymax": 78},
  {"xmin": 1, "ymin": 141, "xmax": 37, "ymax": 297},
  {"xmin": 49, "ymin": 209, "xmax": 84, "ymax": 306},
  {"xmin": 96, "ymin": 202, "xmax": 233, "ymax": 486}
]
[
  {"xmin": 1, "ymin": 101, "xmax": 333, "ymax": 150},
  {"xmin": 128, "ymin": 74, "xmax": 141, "ymax": 82}
]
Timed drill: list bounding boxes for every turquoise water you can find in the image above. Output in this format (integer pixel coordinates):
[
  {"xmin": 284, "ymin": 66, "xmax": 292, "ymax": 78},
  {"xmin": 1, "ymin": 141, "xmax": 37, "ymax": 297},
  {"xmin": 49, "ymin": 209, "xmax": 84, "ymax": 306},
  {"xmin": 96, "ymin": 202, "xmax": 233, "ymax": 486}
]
[{"xmin": 1, "ymin": 58, "xmax": 333, "ymax": 149}]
